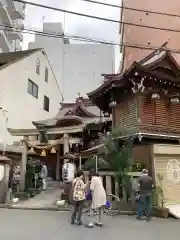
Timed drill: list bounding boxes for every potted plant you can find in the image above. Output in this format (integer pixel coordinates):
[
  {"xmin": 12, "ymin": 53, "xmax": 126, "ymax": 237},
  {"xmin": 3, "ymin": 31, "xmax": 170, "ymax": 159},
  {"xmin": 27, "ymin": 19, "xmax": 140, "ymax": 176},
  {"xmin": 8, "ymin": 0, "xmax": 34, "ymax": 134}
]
[{"xmin": 154, "ymin": 173, "xmax": 169, "ymax": 218}]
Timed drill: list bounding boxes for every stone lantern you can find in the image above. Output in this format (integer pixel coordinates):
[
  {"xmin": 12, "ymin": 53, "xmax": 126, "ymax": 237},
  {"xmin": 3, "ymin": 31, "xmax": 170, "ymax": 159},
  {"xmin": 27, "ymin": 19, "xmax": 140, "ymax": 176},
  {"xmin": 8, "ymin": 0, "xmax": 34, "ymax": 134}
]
[{"xmin": 0, "ymin": 155, "xmax": 12, "ymax": 203}]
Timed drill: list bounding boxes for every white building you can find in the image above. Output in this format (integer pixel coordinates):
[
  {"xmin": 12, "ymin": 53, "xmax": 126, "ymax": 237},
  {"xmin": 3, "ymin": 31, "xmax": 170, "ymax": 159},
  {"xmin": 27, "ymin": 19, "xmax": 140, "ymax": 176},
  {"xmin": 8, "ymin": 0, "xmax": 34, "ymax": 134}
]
[
  {"xmin": 0, "ymin": 48, "xmax": 63, "ymax": 145},
  {"xmin": 63, "ymin": 44, "xmax": 115, "ymax": 101},
  {"xmin": 28, "ymin": 22, "xmax": 69, "ymax": 93},
  {"xmin": 28, "ymin": 22, "xmax": 115, "ymax": 102},
  {"xmin": 0, "ymin": 0, "xmax": 25, "ymax": 52}
]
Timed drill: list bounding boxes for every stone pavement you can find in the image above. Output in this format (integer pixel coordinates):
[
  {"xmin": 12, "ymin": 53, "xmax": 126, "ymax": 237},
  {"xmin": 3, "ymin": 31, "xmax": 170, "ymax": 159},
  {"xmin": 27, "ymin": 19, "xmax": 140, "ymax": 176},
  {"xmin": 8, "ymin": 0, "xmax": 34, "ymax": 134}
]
[
  {"xmin": 11, "ymin": 181, "xmax": 63, "ymax": 209},
  {"xmin": 0, "ymin": 209, "xmax": 179, "ymax": 240}
]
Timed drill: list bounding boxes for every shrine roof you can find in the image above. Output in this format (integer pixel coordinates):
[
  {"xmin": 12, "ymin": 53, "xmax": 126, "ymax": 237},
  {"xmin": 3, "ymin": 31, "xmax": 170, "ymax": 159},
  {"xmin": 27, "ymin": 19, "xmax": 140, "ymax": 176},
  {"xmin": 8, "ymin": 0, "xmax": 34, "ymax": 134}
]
[
  {"xmin": 138, "ymin": 42, "xmax": 180, "ymax": 73},
  {"xmin": 32, "ymin": 96, "xmax": 110, "ymax": 128},
  {"xmin": 88, "ymin": 42, "xmax": 180, "ymax": 99}
]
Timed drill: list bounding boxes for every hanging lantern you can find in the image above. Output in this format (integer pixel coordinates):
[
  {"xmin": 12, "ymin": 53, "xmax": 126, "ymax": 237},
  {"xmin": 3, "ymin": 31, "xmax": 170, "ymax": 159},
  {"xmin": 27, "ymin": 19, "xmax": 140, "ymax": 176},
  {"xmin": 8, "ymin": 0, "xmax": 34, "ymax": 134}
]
[
  {"xmin": 109, "ymin": 100, "xmax": 117, "ymax": 108},
  {"xmin": 29, "ymin": 147, "xmax": 35, "ymax": 154},
  {"xmin": 103, "ymin": 111, "xmax": 110, "ymax": 117},
  {"xmin": 51, "ymin": 147, "xmax": 56, "ymax": 154},
  {"xmin": 170, "ymin": 95, "xmax": 179, "ymax": 103},
  {"xmin": 151, "ymin": 92, "xmax": 160, "ymax": 100},
  {"xmin": 41, "ymin": 149, "xmax": 46, "ymax": 156}
]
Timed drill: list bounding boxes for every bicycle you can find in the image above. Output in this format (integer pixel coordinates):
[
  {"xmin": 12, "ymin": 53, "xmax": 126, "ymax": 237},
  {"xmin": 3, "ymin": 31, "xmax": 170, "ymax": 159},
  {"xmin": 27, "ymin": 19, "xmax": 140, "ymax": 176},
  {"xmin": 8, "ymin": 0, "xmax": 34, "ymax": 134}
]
[{"xmin": 83, "ymin": 193, "xmax": 121, "ymax": 216}]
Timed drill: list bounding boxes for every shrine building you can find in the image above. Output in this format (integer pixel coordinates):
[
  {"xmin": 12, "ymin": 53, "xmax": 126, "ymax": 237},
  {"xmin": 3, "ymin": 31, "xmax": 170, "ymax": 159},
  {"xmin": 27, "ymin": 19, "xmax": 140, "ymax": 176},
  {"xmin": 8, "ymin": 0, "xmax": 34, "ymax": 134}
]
[{"xmin": 87, "ymin": 43, "xmax": 180, "ymax": 206}]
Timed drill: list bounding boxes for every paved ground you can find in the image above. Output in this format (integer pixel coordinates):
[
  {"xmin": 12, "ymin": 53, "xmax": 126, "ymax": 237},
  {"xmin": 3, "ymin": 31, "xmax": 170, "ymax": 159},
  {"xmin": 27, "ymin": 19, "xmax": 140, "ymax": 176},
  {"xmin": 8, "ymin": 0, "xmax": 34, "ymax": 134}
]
[
  {"xmin": 0, "ymin": 209, "xmax": 180, "ymax": 240},
  {"xmin": 12, "ymin": 181, "xmax": 62, "ymax": 208}
]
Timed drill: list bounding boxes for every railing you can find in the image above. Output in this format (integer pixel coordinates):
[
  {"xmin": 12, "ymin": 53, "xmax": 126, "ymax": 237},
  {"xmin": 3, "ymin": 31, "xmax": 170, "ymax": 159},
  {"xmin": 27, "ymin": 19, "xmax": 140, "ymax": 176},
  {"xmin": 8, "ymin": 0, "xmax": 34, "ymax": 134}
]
[
  {"xmin": 0, "ymin": 28, "xmax": 12, "ymax": 51},
  {"xmin": 84, "ymin": 171, "xmax": 141, "ymax": 198},
  {"xmin": 13, "ymin": 1, "xmax": 25, "ymax": 18},
  {"xmin": 140, "ymin": 124, "xmax": 180, "ymax": 135},
  {"xmin": 0, "ymin": 0, "xmax": 7, "ymax": 7},
  {"xmin": 12, "ymin": 19, "xmax": 23, "ymax": 28}
]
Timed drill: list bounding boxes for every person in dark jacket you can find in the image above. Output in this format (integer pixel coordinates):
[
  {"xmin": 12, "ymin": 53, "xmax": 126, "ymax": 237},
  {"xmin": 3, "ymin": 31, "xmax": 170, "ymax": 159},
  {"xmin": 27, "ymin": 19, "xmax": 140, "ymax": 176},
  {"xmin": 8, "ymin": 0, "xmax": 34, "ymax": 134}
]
[{"xmin": 136, "ymin": 169, "xmax": 153, "ymax": 221}]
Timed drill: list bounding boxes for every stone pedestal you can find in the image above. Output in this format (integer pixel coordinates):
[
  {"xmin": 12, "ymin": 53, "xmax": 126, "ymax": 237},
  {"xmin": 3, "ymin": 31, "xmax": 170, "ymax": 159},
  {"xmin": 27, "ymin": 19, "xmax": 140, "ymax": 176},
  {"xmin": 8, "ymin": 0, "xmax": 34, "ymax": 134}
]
[
  {"xmin": 61, "ymin": 182, "xmax": 72, "ymax": 203},
  {"xmin": 0, "ymin": 164, "xmax": 10, "ymax": 203}
]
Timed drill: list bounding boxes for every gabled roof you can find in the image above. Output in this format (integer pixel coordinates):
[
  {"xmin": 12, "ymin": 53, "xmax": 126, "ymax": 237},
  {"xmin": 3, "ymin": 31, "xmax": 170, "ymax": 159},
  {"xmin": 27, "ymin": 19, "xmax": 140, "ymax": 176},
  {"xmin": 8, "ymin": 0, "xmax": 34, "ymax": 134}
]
[
  {"xmin": 0, "ymin": 49, "xmax": 41, "ymax": 71},
  {"xmin": 0, "ymin": 48, "xmax": 63, "ymax": 101},
  {"xmin": 88, "ymin": 42, "xmax": 180, "ymax": 99},
  {"xmin": 138, "ymin": 42, "xmax": 180, "ymax": 75},
  {"xmin": 88, "ymin": 43, "xmax": 180, "ymax": 111},
  {"xmin": 64, "ymin": 98, "xmax": 98, "ymax": 117},
  {"xmin": 33, "ymin": 96, "xmax": 111, "ymax": 128}
]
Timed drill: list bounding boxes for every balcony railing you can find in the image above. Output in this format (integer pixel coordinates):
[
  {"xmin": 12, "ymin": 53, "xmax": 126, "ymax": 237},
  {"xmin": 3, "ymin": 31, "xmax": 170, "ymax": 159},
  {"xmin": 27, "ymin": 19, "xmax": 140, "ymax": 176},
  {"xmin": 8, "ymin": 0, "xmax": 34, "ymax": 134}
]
[
  {"xmin": 0, "ymin": 28, "xmax": 12, "ymax": 52},
  {"xmin": 12, "ymin": 19, "xmax": 24, "ymax": 30},
  {"xmin": 6, "ymin": 0, "xmax": 25, "ymax": 19},
  {"xmin": 0, "ymin": 0, "xmax": 7, "ymax": 7},
  {"xmin": 14, "ymin": 1, "xmax": 25, "ymax": 18},
  {"xmin": 1, "ymin": 24, "xmax": 22, "ymax": 42}
]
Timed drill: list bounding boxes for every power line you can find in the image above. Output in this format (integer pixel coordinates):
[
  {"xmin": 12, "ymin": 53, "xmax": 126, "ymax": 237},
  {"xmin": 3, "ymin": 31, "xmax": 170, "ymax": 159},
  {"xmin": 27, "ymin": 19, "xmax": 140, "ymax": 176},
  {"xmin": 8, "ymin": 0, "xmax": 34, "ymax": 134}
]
[
  {"xmin": 82, "ymin": 0, "xmax": 180, "ymax": 19},
  {"xmin": 2, "ymin": 23, "xmax": 180, "ymax": 54},
  {"xmin": 14, "ymin": 0, "xmax": 180, "ymax": 34}
]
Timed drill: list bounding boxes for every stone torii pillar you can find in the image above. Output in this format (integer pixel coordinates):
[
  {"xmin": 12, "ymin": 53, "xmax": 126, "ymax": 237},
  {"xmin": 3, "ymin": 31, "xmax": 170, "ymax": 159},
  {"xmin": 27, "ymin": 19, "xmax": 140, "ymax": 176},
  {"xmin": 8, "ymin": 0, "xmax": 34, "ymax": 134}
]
[{"xmin": 20, "ymin": 137, "xmax": 28, "ymax": 191}]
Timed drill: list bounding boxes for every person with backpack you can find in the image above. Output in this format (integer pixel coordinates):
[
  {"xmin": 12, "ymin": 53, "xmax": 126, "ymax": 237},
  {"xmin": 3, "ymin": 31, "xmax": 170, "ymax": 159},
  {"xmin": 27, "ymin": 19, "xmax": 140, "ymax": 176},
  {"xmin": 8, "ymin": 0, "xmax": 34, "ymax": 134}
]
[{"xmin": 71, "ymin": 170, "xmax": 86, "ymax": 225}]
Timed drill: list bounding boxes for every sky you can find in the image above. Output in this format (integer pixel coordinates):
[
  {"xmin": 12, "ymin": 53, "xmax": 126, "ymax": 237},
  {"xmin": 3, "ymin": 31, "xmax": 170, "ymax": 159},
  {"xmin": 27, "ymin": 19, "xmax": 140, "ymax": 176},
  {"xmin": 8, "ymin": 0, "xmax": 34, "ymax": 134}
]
[{"xmin": 23, "ymin": 0, "xmax": 121, "ymax": 71}]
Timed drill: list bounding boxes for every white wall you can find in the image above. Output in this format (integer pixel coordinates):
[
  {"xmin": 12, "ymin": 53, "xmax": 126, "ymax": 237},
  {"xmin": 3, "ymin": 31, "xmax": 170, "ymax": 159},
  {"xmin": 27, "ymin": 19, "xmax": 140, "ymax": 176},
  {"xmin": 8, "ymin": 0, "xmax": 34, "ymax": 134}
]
[
  {"xmin": 63, "ymin": 44, "xmax": 115, "ymax": 101},
  {"xmin": 0, "ymin": 50, "xmax": 63, "ymax": 144},
  {"xmin": 28, "ymin": 22, "xmax": 65, "ymax": 91},
  {"xmin": 28, "ymin": 22, "xmax": 115, "ymax": 102}
]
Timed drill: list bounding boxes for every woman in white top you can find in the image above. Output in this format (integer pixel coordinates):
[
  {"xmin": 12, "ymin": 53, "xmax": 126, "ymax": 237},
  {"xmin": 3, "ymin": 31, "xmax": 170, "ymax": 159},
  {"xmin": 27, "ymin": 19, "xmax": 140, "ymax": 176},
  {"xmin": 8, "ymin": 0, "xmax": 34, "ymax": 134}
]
[{"xmin": 88, "ymin": 170, "xmax": 106, "ymax": 228}]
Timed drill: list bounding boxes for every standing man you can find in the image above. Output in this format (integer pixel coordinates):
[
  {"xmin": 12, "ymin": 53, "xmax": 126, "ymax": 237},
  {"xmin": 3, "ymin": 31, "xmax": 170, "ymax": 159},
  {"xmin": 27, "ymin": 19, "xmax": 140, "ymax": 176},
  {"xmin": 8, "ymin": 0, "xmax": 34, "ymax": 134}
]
[
  {"xmin": 136, "ymin": 169, "xmax": 153, "ymax": 221},
  {"xmin": 40, "ymin": 162, "xmax": 48, "ymax": 191}
]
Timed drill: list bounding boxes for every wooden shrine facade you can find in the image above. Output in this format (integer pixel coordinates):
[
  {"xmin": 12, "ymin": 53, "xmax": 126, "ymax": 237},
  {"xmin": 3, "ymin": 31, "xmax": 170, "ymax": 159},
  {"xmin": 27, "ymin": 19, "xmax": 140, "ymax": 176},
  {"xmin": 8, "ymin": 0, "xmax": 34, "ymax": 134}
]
[
  {"xmin": 88, "ymin": 43, "xmax": 180, "ymax": 140},
  {"xmin": 8, "ymin": 95, "xmax": 111, "ymax": 186}
]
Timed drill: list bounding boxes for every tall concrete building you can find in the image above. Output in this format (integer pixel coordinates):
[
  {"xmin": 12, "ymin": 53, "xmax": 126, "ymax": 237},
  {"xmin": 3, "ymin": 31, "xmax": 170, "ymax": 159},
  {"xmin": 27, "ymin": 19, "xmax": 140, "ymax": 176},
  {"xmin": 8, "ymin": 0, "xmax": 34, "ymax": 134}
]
[
  {"xmin": 29, "ymin": 22, "xmax": 115, "ymax": 102},
  {"xmin": 28, "ymin": 22, "xmax": 69, "ymax": 94},
  {"xmin": 63, "ymin": 44, "xmax": 115, "ymax": 102},
  {"xmin": 120, "ymin": 0, "xmax": 180, "ymax": 71},
  {"xmin": 0, "ymin": 0, "xmax": 25, "ymax": 52}
]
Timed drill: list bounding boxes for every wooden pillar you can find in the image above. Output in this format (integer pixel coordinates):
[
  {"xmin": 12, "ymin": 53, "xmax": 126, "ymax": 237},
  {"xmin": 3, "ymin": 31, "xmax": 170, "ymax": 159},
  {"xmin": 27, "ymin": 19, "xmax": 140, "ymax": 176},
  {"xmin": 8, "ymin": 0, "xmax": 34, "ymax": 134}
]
[
  {"xmin": 56, "ymin": 147, "xmax": 60, "ymax": 181},
  {"xmin": 20, "ymin": 138, "xmax": 28, "ymax": 191},
  {"xmin": 115, "ymin": 179, "xmax": 119, "ymax": 196},
  {"xmin": 105, "ymin": 175, "xmax": 112, "ymax": 194},
  {"xmin": 63, "ymin": 133, "xmax": 69, "ymax": 163},
  {"xmin": 112, "ymin": 107, "xmax": 116, "ymax": 129}
]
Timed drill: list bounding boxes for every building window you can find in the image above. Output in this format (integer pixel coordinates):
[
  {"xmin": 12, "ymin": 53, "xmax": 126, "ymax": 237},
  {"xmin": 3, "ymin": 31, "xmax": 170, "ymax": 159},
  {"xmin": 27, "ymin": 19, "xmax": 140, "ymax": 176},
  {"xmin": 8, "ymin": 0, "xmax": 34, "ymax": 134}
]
[
  {"xmin": 28, "ymin": 79, "xmax": 38, "ymax": 98},
  {"xmin": 45, "ymin": 67, "xmax": 48, "ymax": 82},
  {"xmin": 36, "ymin": 58, "xmax": 40, "ymax": 74},
  {"xmin": 43, "ymin": 95, "xmax": 49, "ymax": 112}
]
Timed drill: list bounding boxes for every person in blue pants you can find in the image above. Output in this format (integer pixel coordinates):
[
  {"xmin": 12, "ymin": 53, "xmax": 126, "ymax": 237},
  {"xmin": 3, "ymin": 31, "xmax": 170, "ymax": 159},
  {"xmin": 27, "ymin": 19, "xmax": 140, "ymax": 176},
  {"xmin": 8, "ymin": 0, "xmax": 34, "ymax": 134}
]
[{"xmin": 136, "ymin": 169, "xmax": 153, "ymax": 221}]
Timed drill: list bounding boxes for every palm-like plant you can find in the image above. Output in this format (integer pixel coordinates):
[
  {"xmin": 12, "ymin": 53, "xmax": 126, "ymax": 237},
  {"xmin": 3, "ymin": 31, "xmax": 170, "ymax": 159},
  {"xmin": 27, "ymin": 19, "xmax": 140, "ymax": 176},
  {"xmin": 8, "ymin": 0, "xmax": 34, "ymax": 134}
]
[{"xmin": 100, "ymin": 128, "xmax": 135, "ymax": 199}]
